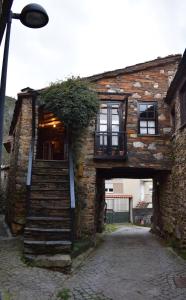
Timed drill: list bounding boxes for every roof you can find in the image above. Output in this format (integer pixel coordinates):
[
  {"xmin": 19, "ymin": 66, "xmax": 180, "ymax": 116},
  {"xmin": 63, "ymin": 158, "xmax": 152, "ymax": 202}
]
[
  {"xmin": 165, "ymin": 49, "xmax": 186, "ymax": 104},
  {"xmin": 86, "ymin": 54, "xmax": 182, "ymax": 82},
  {"xmin": 9, "ymin": 87, "xmax": 38, "ymax": 135},
  {"xmin": 105, "ymin": 194, "xmax": 132, "ymax": 199}
]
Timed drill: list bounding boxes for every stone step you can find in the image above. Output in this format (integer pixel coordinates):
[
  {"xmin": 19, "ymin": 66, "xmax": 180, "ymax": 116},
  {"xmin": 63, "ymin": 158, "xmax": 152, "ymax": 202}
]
[
  {"xmin": 31, "ymin": 182, "xmax": 69, "ymax": 190},
  {"xmin": 30, "ymin": 189, "xmax": 69, "ymax": 196},
  {"xmin": 32, "ymin": 168, "xmax": 69, "ymax": 176},
  {"xmin": 24, "ymin": 227, "xmax": 71, "ymax": 241},
  {"xmin": 30, "ymin": 206, "xmax": 71, "ymax": 218},
  {"xmin": 30, "ymin": 191, "xmax": 70, "ymax": 199},
  {"xmin": 24, "ymin": 240, "xmax": 72, "ymax": 255},
  {"xmin": 26, "ymin": 216, "xmax": 71, "ymax": 229},
  {"xmin": 24, "ymin": 254, "xmax": 71, "ymax": 269},
  {"xmin": 30, "ymin": 199, "xmax": 70, "ymax": 207},
  {"xmin": 32, "ymin": 174, "xmax": 68, "ymax": 183},
  {"xmin": 34, "ymin": 160, "xmax": 68, "ymax": 169}
]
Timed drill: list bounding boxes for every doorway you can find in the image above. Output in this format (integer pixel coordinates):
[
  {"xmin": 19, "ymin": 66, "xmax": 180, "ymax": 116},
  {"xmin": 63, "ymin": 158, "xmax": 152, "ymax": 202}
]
[{"xmin": 36, "ymin": 108, "xmax": 67, "ymax": 160}]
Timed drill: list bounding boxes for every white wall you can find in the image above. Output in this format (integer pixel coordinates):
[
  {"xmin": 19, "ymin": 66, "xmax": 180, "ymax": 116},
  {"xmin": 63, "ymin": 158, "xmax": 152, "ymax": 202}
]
[{"xmin": 105, "ymin": 178, "xmax": 152, "ymax": 211}]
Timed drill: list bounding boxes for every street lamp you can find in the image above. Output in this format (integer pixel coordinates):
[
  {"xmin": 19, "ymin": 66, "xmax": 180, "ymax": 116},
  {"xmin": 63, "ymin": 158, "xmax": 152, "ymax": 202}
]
[{"xmin": 0, "ymin": 3, "xmax": 49, "ymax": 167}]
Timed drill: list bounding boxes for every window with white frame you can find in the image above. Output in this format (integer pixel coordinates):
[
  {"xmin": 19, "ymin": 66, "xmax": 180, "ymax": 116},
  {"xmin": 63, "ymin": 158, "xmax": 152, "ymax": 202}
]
[{"xmin": 138, "ymin": 102, "xmax": 157, "ymax": 135}]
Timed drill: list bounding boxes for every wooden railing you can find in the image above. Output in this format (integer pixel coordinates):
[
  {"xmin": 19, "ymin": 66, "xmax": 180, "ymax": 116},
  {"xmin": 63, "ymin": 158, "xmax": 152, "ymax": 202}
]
[{"xmin": 94, "ymin": 131, "xmax": 127, "ymax": 159}]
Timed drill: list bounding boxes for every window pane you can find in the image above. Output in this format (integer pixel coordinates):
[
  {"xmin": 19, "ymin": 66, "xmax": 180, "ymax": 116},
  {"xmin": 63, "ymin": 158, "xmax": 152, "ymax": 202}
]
[
  {"xmin": 112, "ymin": 125, "xmax": 119, "ymax": 132},
  {"xmin": 100, "ymin": 125, "xmax": 107, "ymax": 132},
  {"xmin": 100, "ymin": 108, "xmax": 107, "ymax": 114},
  {"xmin": 148, "ymin": 121, "xmax": 155, "ymax": 128},
  {"xmin": 140, "ymin": 104, "xmax": 147, "ymax": 112},
  {"xmin": 112, "ymin": 135, "xmax": 118, "ymax": 146},
  {"xmin": 112, "ymin": 115, "xmax": 119, "ymax": 124},
  {"xmin": 148, "ymin": 104, "xmax": 155, "ymax": 111},
  {"xmin": 148, "ymin": 111, "xmax": 155, "ymax": 118},
  {"xmin": 100, "ymin": 135, "xmax": 107, "ymax": 145},
  {"xmin": 140, "ymin": 121, "xmax": 147, "ymax": 127},
  {"xmin": 100, "ymin": 114, "xmax": 107, "ymax": 124},
  {"xmin": 140, "ymin": 111, "xmax": 148, "ymax": 118},
  {"xmin": 140, "ymin": 128, "xmax": 147, "ymax": 134},
  {"xmin": 112, "ymin": 109, "xmax": 118, "ymax": 114},
  {"xmin": 100, "ymin": 104, "xmax": 107, "ymax": 108},
  {"xmin": 148, "ymin": 128, "xmax": 155, "ymax": 134},
  {"xmin": 112, "ymin": 104, "xmax": 119, "ymax": 108}
]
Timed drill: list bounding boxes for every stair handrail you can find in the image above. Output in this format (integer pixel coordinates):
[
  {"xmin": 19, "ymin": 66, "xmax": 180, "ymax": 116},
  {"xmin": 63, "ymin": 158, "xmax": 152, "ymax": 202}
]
[
  {"xmin": 69, "ymin": 147, "xmax": 75, "ymax": 209},
  {"xmin": 26, "ymin": 95, "xmax": 36, "ymax": 188},
  {"xmin": 69, "ymin": 145, "xmax": 76, "ymax": 244}
]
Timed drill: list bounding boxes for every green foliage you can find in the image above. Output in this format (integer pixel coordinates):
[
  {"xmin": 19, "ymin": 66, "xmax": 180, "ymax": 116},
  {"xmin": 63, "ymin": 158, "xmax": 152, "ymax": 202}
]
[
  {"xmin": 57, "ymin": 288, "xmax": 71, "ymax": 300},
  {"xmin": 104, "ymin": 224, "xmax": 119, "ymax": 233},
  {"xmin": 41, "ymin": 77, "xmax": 99, "ymax": 135}
]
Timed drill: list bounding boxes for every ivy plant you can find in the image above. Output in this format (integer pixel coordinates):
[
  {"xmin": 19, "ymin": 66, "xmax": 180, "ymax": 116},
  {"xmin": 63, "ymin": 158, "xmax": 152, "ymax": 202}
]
[{"xmin": 41, "ymin": 77, "xmax": 99, "ymax": 139}]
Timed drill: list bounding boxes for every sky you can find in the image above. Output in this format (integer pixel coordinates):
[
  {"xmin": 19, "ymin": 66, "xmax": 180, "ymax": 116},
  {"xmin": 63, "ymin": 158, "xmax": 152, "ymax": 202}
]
[{"xmin": 1, "ymin": 0, "xmax": 186, "ymax": 97}]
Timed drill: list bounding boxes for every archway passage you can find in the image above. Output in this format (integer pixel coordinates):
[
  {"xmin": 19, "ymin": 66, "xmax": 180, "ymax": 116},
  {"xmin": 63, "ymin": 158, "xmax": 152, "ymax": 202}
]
[
  {"xmin": 95, "ymin": 167, "xmax": 166, "ymax": 234},
  {"xmin": 36, "ymin": 108, "xmax": 67, "ymax": 160}
]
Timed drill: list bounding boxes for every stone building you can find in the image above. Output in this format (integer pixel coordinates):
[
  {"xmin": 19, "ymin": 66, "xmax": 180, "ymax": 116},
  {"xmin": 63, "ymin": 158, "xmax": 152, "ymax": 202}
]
[
  {"xmin": 163, "ymin": 50, "xmax": 186, "ymax": 249},
  {"xmin": 4, "ymin": 53, "xmax": 186, "ymax": 266}
]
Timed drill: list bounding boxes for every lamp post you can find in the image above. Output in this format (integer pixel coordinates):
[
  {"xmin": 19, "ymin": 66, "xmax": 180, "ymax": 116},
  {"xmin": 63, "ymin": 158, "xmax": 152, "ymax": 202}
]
[{"xmin": 0, "ymin": 3, "xmax": 49, "ymax": 167}]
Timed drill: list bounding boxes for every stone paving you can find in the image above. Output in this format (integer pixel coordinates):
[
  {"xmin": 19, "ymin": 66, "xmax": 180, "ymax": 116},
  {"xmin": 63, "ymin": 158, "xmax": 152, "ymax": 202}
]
[
  {"xmin": 0, "ymin": 224, "xmax": 186, "ymax": 299},
  {"xmin": 63, "ymin": 226, "xmax": 186, "ymax": 300}
]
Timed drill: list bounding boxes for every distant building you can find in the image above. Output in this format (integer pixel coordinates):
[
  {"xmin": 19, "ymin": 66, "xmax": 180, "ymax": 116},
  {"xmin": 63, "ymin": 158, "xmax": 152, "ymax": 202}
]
[{"xmin": 105, "ymin": 179, "xmax": 152, "ymax": 223}]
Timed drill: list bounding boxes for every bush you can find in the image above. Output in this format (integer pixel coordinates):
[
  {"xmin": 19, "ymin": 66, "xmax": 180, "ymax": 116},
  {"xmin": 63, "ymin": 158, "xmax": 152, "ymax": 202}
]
[{"xmin": 41, "ymin": 77, "xmax": 99, "ymax": 135}]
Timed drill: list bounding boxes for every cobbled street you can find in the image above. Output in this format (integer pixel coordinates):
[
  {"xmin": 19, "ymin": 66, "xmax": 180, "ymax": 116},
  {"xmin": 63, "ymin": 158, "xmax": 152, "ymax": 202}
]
[{"xmin": 0, "ymin": 225, "xmax": 186, "ymax": 300}]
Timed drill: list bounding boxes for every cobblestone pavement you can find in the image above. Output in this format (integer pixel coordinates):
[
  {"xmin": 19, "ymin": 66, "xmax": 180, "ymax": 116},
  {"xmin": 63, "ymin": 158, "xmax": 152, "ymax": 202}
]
[
  {"xmin": 0, "ymin": 238, "xmax": 67, "ymax": 300},
  {"xmin": 63, "ymin": 226, "xmax": 186, "ymax": 300},
  {"xmin": 0, "ymin": 225, "xmax": 186, "ymax": 300}
]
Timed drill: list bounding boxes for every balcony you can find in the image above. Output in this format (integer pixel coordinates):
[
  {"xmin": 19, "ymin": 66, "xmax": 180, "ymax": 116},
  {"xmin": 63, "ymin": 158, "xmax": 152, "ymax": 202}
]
[{"xmin": 94, "ymin": 131, "xmax": 127, "ymax": 160}]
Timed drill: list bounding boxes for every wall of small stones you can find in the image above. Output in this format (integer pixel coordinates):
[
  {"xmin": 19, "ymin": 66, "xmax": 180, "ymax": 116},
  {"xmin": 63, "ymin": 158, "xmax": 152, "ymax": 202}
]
[
  {"xmin": 6, "ymin": 94, "xmax": 33, "ymax": 234},
  {"xmin": 76, "ymin": 59, "xmax": 181, "ymax": 236},
  {"xmin": 170, "ymin": 90, "xmax": 186, "ymax": 248},
  {"xmin": 92, "ymin": 63, "xmax": 179, "ymax": 170}
]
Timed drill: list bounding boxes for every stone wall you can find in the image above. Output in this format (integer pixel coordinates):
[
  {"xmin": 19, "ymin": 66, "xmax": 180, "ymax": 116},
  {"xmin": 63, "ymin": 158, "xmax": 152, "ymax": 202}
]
[
  {"xmin": 91, "ymin": 62, "xmax": 179, "ymax": 170},
  {"xmin": 0, "ymin": 167, "xmax": 9, "ymax": 213},
  {"xmin": 171, "ymin": 105, "xmax": 186, "ymax": 248},
  {"xmin": 73, "ymin": 125, "xmax": 97, "ymax": 238},
  {"xmin": 75, "ymin": 57, "xmax": 181, "ymax": 236},
  {"xmin": 158, "ymin": 54, "xmax": 186, "ymax": 249},
  {"xmin": 6, "ymin": 93, "xmax": 33, "ymax": 234}
]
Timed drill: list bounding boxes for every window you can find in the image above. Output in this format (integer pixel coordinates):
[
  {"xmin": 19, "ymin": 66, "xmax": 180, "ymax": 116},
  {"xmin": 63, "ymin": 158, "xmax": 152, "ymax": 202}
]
[
  {"xmin": 180, "ymin": 83, "xmax": 186, "ymax": 127},
  {"xmin": 138, "ymin": 102, "xmax": 157, "ymax": 135},
  {"xmin": 95, "ymin": 101, "xmax": 125, "ymax": 156},
  {"xmin": 98, "ymin": 102, "xmax": 121, "ymax": 146},
  {"xmin": 105, "ymin": 183, "xmax": 114, "ymax": 193}
]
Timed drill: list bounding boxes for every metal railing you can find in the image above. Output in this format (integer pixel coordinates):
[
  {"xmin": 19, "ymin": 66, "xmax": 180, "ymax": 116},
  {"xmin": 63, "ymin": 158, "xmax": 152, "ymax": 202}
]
[
  {"xmin": 26, "ymin": 96, "xmax": 36, "ymax": 215},
  {"xmin": 94, "ymin": 131, "xmax": 127, "ymax": 158},
  {"xmin": 69, "ymin": 147, "xmax": 76, "ymax": 244}
]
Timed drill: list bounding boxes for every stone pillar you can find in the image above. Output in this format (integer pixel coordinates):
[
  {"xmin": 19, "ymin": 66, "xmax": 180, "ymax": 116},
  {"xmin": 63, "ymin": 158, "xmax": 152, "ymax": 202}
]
[
  {"xmin": 155, "ymin": 173, "xmax": 174, "ymax": 239},
  {"xmin": 95, "ymin": 175, "xmax": 105, "ymax": 233},
  {"xmin": 6, "ymin": 89, "xmax": 36, "ymax": 234},
  {"xmin": 73, "ymin": 124, "xmax": 97, "ymax": 240}
]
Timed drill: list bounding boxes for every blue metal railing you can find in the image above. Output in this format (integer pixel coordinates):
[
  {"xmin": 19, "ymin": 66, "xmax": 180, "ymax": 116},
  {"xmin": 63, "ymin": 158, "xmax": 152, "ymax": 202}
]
[{"xmin": 69, "ymin": 147, "xmax": 76, "ymax": 244}]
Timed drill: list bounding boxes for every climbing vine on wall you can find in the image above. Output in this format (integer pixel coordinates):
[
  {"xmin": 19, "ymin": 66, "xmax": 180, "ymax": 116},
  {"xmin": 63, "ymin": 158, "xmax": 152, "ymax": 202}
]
[{"xmin": 41, "ymin": 77, "xmax": 99, "ymax": 139}]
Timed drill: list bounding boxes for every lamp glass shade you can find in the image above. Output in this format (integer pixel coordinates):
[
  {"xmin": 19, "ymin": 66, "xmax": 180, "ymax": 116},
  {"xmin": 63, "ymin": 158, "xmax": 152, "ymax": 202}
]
[{"xmin": 20, "ymin": 3, "xmax": 49, "ymax": 28}]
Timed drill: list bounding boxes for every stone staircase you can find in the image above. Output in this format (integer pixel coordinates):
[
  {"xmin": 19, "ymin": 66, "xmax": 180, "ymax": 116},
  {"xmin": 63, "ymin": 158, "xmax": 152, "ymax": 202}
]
[{"xmin": 24, "ymin": 160, "xmax": 72, "ymax": 269}]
